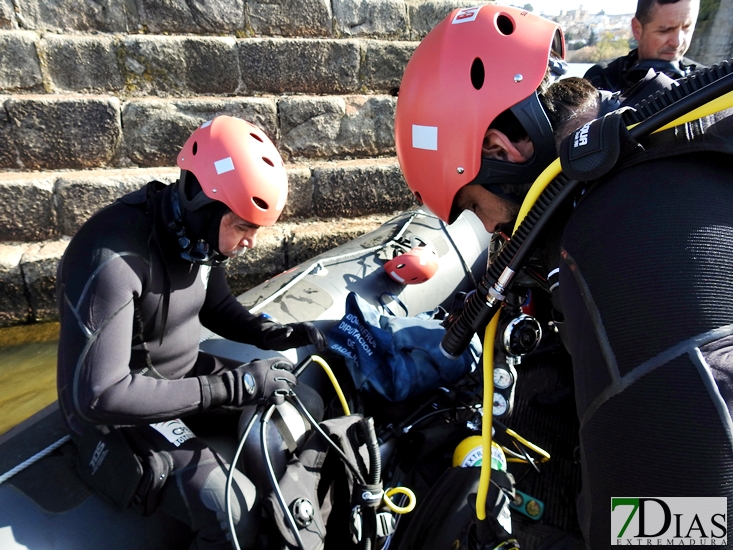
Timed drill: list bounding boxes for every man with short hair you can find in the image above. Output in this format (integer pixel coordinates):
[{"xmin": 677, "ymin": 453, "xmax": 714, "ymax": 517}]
[
  {"xmin": 395, "ymin": 4, "xmax": 733, "ymax": 547},
  {"xmin": 584, "ymin": 0, "xmax": 702, "ymax": 93}
]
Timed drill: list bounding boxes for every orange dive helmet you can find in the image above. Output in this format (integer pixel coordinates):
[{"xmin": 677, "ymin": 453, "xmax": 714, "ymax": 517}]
[
  {"xmin": 384, "ymin": 241, "xmax": 440, "ymax": 285},
  {"xmin": 395, "ymin": 5, "xmax": 565, "ymax": 223},
  {"xmin": 177, "ymin": 115, "xmax": 288, "ymax": 227}
]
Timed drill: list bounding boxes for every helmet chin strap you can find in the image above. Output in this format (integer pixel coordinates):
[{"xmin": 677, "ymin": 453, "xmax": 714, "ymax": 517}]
[{"xmin": 166, "ymin": 182, "xmax": 229, "ymax": 267}]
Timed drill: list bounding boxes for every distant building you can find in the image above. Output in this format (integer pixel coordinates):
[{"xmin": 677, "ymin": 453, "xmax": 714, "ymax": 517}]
[{"xmin": 544, "ymin": 5, "xmax": 633, "ymax": 49}]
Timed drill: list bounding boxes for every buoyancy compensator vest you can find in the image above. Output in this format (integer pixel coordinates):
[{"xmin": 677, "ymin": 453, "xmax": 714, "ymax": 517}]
[
  {"xmin": 262, "ymin": 413, "xmax": 386, "ymax": 550},
  {"xmin": 544, "ymin": 77, "xmax": 733, "ymax": 323}
]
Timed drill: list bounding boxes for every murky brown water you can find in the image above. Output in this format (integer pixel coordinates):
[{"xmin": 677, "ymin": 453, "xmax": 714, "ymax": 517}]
[{"xmin": 0, "ymin": 322, "xmax": 59, "ymax": 436}]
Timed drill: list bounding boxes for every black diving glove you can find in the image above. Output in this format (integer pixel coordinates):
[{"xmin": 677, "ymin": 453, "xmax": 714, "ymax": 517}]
[
  {"xmin": 204, "ymin": 358, "xmax": 296, "ymax": 408},
  {"xmin": 260, "ymin": 320, "xmax": 327, "ymax": 351}
]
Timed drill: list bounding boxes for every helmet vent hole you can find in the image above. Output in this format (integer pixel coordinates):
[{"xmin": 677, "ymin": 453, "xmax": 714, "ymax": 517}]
[
  {"xmin": 470, "ymin": 58, "xmax": 485, "ymax": 90},
  {"xmin": 396, "ymin": 263, "xmax": 406, "ymax": 269},
  {"xmin": 262, "ymin": 157, "xmax": 275, "ymax": 167},
  {"xmin": 250, "ymin": 132, "xmax": 264, "ymax": 143},
  {"xmin": 496, "ymin": 14, "xmax": 514, "ymax": 35},
  {"xmin": 192, "ymin": 142, "xmax": 198, "ymax": 155},
  {"xmin": 252, "ymin": 197, "xmax": 269, "ymax": 211}
]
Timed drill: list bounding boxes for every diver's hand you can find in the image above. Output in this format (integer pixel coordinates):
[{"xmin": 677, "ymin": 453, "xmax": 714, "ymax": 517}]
[
  {"xmin": 221, "ymin": 358, "xmax": 296, "ymax": 406},
  {"xmin": 262, "ymin": 321, "xmax": 327, "ymax": 351}
]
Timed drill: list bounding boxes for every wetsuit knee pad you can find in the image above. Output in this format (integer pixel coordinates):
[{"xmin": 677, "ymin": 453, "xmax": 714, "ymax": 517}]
[{"xmin": 76, "ymin": 425, "xmax": 174, "ymax": 515}]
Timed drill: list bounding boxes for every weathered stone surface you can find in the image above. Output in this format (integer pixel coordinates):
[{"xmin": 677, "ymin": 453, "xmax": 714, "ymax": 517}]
[
  {"xmin": 280, "ymin": 165, "xmax": 314, "ymax": 220},
  {"xmin": 285, "ymin": 215, "xmax": 390, "ymax": 266},
  {"xmin": 13, "ymin": 0, "xmax": 138, "ymax": 32},
  {"xmin": 687, "ymin": 0, "xmax": 733, "ymax": 66},
  {"xmin": 279, "ymin": 95, "xmax": 395, "ymax": 159},
  {"xmin": 0, "ymin": 95, "xmax": 19, "ymax": 169},
  {"xmin": 0, "ymin": 244, "xmax": 31, "ymax": 326},
  {"xmin": 20, "ymin": 239, "xmax": 68, "ymax": 322},
  {"xmin": 183, "ymin": 0, "xmax": 246, "ymax": 33},
  {"xmin": 44, "ymin": 34, "xmax": 124, "ymax": 93},
  {"xmin": 0, "ymin": 0, "xmax": 15, "ymax": 29},
  {"xmin": 362, "ymin": 40, "xmax": 414, "ymax": 91},
  {"xmin": 248, "ymin": 0, "xmax": 332, "ymax": 37},
  {"xmin": 121, "ymin": 36, "xmax": 240, "ymax": 97},
  {"xmin": 0, "ymin": 176, "xmax": 56, "ymax": 241},
  {"xmin": 0, "ymin": 31, "xmax": 43, "ymax": 92},
  {"xmin": 312, "ymin": 159, "xmax": 416, "ymax": 217},
  {"xmin": 6, "ymin": 96, "xmax": 122, "ymax": 170},
  {"xmin": 181, "ymin": 37, "xmax": 242, "ymax": 94},
  {"xmin": 239, "ymin": 38, "xmax": 361, "ymax": 94},
  {"xmin": 136, "ymin": 0, "xmax": 198, "ymax": 32},
  {"xmin": 407, "ymin": 0, "xmax": 489, "ymax": 40},
  {"xmin": 138, "ymin": 0, "xmax": 245, "ymax": 33},
  {"xmin": 122, "ymin": 97, "xmax": 278, "ymax": 167},
  {"xmin": 333, "ymin": 0, "xmax": 407, "ymax": 38},
  {"xmin": 56, "ymin": 168, "xmax": 178, "ymax": 236}
]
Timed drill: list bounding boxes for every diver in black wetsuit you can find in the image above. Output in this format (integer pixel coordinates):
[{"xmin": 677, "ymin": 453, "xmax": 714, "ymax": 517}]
[
  {"xmin": 584, "ymin": 0, "xmax": 703, "ymax": 95},
  {"xmin": 394, "ymin": 4, "xmax": 733, "ymax": 548},
  {"xmin": 56, "ymin": 115, "xmax": 326, "ymax": 550}
]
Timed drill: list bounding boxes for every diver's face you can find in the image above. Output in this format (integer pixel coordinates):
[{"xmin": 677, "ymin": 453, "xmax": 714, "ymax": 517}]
[
  {"xmin": 633, "ymin": 0, "xmax": 699, "ymax": 62},
  {"xmin": 453, "ymin": 184, "xmax": 519, "ymax": 234},
  {"xmin": 219, "ymin": 211, "xmax": 259, "ymax": 258}
]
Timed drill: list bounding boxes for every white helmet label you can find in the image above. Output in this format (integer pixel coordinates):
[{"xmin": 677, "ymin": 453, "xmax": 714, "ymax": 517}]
[
  {"xmin": 214, "ymin": 156, "xmax": 235, "ymax": 174},
  {"xmin": 452, "ymin": 7, "xmax": 480, "ymax": 24},
  {"xmin": 412, "ymin": 125, "xmax": 438, "ymax": 151}
]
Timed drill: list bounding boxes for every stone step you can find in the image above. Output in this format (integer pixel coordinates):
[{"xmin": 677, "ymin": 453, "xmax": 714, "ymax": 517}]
[
  {"xmin": 0, "ymin": 0, "xmax": 476, "ymax": 40},
  {"xmin": 0, "ymin": 32, "xmax": 415, "ymax": 96},
  {"xmin": 0, "ymin": 158, "xmax": 416, "ymax": 242},
  {"xmin": 0, "ymin": 212, "xmax": 398, "ymax": 327},
  {"xmin": 0, "ymin": 94, "xmax": 398, "ymax": 170}
]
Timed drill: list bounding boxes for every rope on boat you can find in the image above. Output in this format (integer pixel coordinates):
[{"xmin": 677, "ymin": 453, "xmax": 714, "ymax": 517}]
[{"xmin": 0, "ymin": 434, "xmax": 71, "ymax": 485}]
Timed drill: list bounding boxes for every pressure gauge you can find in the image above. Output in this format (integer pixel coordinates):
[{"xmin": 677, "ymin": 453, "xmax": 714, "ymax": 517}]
[
  {"xmin": 494, "ymin": 367, "xmax": 514, "ymax": 390},
  {"xmin": 493, "ymin": 393, "xmax": 508, "ymax": 417}
]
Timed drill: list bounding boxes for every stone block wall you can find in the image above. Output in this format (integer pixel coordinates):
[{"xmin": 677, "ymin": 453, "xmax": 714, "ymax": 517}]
[
  {"xmin": 0, "ymin": 0, "xmax": 488, "ymax": 326},
  {"xmin": 686, "ymin": 0, "xmax": 733, "ymax": 66}
]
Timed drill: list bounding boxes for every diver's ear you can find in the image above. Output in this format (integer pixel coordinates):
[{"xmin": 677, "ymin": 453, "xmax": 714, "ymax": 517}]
[
  {"xmin": 631, "ymin": 17, "xmax": 643, "ymax": 43},
  {"xmin": 481, "ymin": 129, "xmax": 533, "ymax": 163}
]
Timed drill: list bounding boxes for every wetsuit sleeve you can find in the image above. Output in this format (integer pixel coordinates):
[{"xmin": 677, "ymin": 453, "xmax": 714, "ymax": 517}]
[
  {"xmin": 198, "ymin": 266, "xmax": 273, "ymax": 346},
  {"xmin": 57, "ymin": 252, "xmax": 207, "ymax": 427}
]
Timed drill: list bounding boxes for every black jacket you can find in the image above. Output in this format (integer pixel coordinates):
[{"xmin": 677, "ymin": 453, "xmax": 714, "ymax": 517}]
[{"xmin": 583, "ymin": 48, "xmax": 703, "ymax": 94}]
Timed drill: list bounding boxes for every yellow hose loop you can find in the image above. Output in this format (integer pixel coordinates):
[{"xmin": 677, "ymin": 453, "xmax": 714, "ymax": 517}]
[
  {"xmin": 309, "ymin": 355, "xmax": 351, "ymax": 416},
  {"xmin": 514, "ymin": 157, "xmax": 562, "ymax": 232},
  {"xmin": 476, "ymin": 314, "xmax": 500, "ymax": 521},
  {"xmin": 383, "ymin": 486, "xmax": 417, "ymax": 514}
]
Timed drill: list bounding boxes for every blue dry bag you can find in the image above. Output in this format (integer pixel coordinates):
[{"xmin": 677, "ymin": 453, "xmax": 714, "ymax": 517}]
[{"xmin": 328, "ymin": 292, "xmax": 481, "ymax": 402}]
